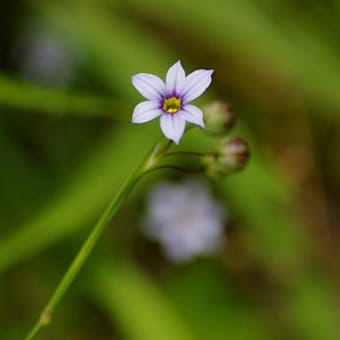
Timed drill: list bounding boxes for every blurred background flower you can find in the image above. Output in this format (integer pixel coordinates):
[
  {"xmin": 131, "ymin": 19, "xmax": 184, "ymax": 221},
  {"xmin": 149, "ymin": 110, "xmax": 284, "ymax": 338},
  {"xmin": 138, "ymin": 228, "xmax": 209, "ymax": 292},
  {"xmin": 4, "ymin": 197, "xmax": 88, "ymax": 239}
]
[
  {"xmin": 143, "ymin": 179, "xmax": 226, "ymax": 263},
  {"xmin": 13, "ymin": 24, "xmax": 78, "ymax": 87}
]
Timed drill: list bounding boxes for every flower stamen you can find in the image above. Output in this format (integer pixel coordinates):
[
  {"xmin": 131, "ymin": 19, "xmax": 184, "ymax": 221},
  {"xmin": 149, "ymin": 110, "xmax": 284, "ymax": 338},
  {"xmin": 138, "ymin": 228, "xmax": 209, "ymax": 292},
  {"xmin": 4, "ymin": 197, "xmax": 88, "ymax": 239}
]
[{"xmin": 163, "ymin": 96, "xmax": 182, "ymax": 114}]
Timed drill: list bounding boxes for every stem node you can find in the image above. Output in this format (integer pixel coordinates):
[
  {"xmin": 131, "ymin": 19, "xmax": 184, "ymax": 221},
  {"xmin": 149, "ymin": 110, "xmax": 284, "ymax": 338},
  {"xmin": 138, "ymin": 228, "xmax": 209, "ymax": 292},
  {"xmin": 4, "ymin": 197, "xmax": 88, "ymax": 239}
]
[{"xmin": 40, "ymin": 308, "xmax": 52, "ymax": 326}]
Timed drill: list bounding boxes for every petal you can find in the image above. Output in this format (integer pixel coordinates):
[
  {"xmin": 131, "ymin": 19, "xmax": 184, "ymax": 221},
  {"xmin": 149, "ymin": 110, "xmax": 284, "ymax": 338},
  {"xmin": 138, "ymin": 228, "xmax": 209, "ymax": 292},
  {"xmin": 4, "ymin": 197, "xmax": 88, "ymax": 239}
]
[
  {"xmin": 165, "ymin": 60, "xmax": 186, "ymax": 95},
  {"xmin": 180, "ymin": 105, "xmax": 205, "ymax": 128},
  {"xmin": 132, "ymin": 73, "xmax": 165, "ymax": 100},
  {"xmin": 182, "ymin": 69, "xmax": 213, "ymax": 103},
  {"xmin": 160, "ymin": 114, "xmax": 186, "ymax": 144},
  {"xmin": 132, "ymin": 101, "xmax": 162, "ymax": 124}
]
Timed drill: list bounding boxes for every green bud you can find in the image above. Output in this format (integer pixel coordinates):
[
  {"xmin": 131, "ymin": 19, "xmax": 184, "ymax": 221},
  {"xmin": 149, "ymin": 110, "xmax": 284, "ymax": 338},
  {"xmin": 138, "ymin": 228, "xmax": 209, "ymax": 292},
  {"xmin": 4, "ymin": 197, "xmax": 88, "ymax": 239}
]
[
  {"xmin": 203, "ymin": 101, "xmax": 236, "ymax": 134},
  {"xmin": 202, "ymin": 137, "xmax": 250, "ymax": 178}
]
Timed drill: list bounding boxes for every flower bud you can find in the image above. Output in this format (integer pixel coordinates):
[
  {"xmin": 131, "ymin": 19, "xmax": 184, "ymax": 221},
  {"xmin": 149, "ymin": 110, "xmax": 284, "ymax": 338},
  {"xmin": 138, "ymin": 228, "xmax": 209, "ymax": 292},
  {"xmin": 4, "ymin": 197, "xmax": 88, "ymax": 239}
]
[
  {"xmin": 203, "ymin": 101, "xmax": 236, "ymax": 134},
  {"xmin": 203, "ymin": 137, "xmax": 250, "ymax": 178}
]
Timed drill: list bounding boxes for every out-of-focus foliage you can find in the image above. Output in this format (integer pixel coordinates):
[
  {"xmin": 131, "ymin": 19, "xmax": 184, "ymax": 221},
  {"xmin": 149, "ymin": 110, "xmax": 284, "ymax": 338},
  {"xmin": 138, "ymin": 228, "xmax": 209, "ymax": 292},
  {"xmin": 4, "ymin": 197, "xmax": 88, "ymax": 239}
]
[{"xmin": 1, "ymin": 0, "xmax": 340, "ymax": 339}]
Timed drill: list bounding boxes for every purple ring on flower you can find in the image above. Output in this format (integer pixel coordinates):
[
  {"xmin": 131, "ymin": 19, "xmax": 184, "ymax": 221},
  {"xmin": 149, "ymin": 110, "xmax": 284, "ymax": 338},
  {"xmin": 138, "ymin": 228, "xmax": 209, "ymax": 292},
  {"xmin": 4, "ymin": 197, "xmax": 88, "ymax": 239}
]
[{"xmin": 131, "ymin": 61, "xmax": 214, "ymax": 144}]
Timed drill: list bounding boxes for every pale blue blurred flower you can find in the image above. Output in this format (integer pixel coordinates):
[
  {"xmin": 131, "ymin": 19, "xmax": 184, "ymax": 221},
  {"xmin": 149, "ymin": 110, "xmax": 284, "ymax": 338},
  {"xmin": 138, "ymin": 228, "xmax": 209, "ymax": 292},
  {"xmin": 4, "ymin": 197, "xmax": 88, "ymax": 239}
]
[
  {"xmin": 15, "ymin": 29, "xmax": 77, "ymax": 87},
  {"xmin": 143, "ymin": 179, "xmax": 226, "ymax": 263},
  {"xmin": 132, "ymin": 61, "xmax": 213, "ymax": 144}
]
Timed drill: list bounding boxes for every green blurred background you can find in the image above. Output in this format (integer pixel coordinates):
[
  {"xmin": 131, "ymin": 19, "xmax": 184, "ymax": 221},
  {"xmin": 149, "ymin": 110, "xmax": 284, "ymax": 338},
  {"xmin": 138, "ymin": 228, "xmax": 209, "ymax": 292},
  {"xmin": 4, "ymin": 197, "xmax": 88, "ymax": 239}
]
[{"xmin": 1, "ymin": 0, "xmax": 340, "ymax": 339}]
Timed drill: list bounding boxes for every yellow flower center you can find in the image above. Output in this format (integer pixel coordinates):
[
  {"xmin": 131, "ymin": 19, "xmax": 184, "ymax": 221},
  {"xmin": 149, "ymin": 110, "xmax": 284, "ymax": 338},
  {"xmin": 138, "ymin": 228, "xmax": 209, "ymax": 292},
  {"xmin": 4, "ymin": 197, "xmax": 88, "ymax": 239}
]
[{"xmin": 162, "ymin": 96, "xmax": 182, "ymax": 114}]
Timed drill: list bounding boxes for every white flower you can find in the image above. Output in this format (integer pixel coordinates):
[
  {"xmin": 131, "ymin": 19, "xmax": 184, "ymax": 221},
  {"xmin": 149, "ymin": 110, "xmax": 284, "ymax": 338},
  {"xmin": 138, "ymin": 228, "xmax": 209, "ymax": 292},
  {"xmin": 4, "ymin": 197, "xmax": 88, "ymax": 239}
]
[
  {"xmin": 132, "ymin": 61, "xmax": 213, "ymax": 144},
  {"xmin": 143, "ymin": 179, "xmax": 226, "ymax": 263}
]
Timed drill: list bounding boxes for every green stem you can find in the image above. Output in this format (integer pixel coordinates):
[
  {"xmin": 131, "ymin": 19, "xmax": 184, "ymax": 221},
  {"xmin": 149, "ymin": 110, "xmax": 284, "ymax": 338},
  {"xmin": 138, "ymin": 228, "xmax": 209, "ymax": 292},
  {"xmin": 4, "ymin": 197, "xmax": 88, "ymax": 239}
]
[
  {"xmin": 144, "ymin": 164, "xmax": 204, "ymax": 175},
  {"xmin": 164, "ymin": 151, "xmax": 203, "ymax": 157},
  {"xmin": 24, "ymin": 139, "xmax": 171, "ymax": 340}
]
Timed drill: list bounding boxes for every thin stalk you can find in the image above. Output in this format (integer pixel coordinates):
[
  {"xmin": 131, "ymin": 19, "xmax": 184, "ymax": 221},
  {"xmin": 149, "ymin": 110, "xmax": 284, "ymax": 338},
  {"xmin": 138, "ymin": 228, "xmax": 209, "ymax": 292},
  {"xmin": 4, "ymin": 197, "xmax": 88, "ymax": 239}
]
[
  {"xmin": 144, "ymin": 164, "xmax": 204, "ymax": 175},
  {"xmin": 164, "ymin": 151, "xmax": 203, "ymax": 157},
  {"xmin": 24, "ymin": 139, "xmax": 171, "ymax": 340}
]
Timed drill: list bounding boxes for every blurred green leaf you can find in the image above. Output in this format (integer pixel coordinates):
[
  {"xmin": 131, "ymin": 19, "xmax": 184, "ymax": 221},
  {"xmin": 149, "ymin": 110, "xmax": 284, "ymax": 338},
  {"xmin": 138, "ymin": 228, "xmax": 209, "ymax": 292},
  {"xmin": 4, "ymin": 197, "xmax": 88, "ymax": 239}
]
[
  {"xmin": 0, "ymin": 74, "xmax": 125, "ymax": 118},
  {"xmin": 165, "ymin": 263, "xmax": 273, "ymax": 340},
  {"xmin": 283, "ymin": 278, "xmax": 340, "ymax": 340},
  {"xmin": 88, "ymin": 259, "xmax": 195, "ymax": 340}
]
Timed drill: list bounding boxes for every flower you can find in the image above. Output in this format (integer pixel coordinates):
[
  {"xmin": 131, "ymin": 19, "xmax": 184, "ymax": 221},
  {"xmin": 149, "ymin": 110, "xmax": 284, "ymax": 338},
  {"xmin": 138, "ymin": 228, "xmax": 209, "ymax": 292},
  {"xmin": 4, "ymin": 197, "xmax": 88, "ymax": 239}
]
[
  {"xmin": 132, "ymin": 61, "xmax": 214, "ymax": 144},
  {"xmin": 143, "ymin": 179, "xmax": 226, "ymax": 263},
  {"xmin": 15, "ymin": 28, "xmax": 77, "ymax": 87}
]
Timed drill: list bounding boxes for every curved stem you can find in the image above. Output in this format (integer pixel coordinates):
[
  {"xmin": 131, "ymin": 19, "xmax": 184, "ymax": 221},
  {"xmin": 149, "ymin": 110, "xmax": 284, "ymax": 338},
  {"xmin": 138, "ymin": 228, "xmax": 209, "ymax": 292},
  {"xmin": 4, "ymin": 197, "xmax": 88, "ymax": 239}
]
[
  {"xmin": 24, "ymin": 139, "xmax": 171, "ymax": 340},
  {"xmin": 144, "ymin": 164, "xmax": 204, "ymax": 175},
  {"xmin": 164, "ymin": 151, "xmax": 203, "ymax": 157}
]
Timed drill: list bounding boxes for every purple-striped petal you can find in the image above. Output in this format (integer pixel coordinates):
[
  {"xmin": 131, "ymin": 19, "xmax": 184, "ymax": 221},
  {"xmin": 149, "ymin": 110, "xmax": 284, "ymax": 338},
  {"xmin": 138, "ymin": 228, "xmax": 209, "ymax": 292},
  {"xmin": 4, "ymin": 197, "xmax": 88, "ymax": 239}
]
[
  {"xmin": 182, "ymin": 69, "xmax": 213, "ymax": 103},
  {"xmin": 132, "ymin": 73, "xmax": 166, "ymax": 100},
  {"xmin": 132, "ymin": 101, "xmax": 162, "ymax": 123},
  {"xmin": 165, "ymin": 61, "xmax": 186, "ymax": 95},
  {"xmin": 181, "ymin": 105, "xmax": 205, "ymax": 128},
  {"xmin": 160, "ymin": 114, "xmax": 186, "ymax": 144}
]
